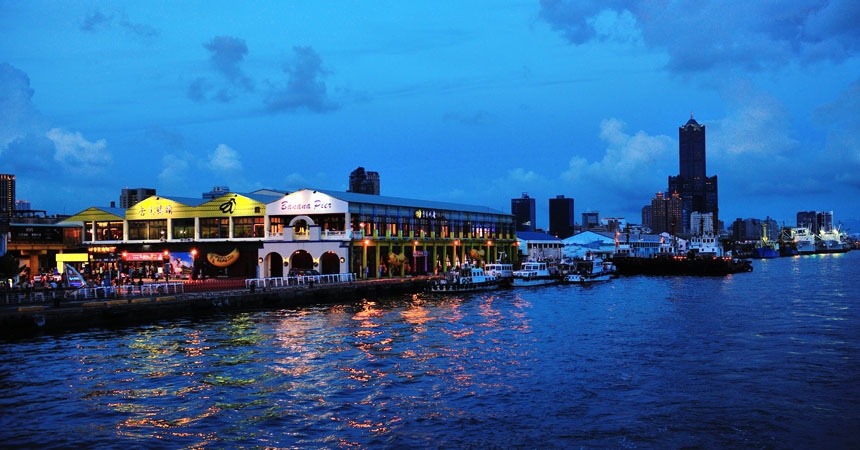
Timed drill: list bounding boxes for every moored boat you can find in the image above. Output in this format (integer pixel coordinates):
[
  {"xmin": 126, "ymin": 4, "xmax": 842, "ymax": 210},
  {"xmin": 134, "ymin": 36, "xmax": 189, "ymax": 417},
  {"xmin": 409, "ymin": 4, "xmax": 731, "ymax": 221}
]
[
  {"xmin": 511, "ymin": 261, "xmax": 559, "ymax": 287},
  {"xmin": 563, "ymin": 255, "xmax": 614, "ymax": 284},
  {"xmin": 426, "ymin": 265, "xmax": 502, "ymax": 293}
]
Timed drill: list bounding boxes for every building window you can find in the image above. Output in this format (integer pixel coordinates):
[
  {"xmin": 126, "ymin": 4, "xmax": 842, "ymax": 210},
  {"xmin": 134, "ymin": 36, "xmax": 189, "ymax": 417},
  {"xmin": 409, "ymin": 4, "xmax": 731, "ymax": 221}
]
[
  {"xmin": 233, "ymin": 216, "xmax": 264, "ymax": 238},
  {"xmin": 200, "ymin": 218, "xmax": 228, "ymax": 239},
  {"xmin": 270, "ymin": 216, "xmax": 285, "ymax": 235},
  {"xmin": 172, "ymin": 218, "xmax": 195, "ymax": 239},
  {"xmin": 127, "ymin": 220, "xmax": 166, "ymax": 240}
]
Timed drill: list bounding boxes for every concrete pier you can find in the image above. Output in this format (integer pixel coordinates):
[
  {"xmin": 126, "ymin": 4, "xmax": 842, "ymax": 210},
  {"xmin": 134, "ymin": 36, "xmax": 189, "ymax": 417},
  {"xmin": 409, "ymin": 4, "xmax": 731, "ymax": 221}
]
[{"xmin": 0, "ymin": 277, "xmax": 431, "ymax": 338}]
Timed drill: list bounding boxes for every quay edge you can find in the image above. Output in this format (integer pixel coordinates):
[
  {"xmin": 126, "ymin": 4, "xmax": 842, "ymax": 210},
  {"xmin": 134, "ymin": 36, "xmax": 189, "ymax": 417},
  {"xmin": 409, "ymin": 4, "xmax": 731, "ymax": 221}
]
[{"xmin": 0, "ymin": 278, "xmax": 430, "ymax": 339}]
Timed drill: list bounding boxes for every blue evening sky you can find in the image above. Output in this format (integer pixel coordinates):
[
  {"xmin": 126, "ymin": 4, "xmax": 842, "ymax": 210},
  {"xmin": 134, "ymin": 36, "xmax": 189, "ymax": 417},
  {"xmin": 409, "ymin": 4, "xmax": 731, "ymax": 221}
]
[{"xmin": 2, "ymin": 1, "xmax": 859, "ymax": 230}]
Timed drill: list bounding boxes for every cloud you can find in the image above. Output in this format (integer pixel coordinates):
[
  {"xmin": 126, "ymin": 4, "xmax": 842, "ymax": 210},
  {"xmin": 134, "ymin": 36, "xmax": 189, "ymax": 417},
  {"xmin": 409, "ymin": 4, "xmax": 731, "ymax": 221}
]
[
  {"xmin": 46, "ymin": 128, "xmax": 112, "ymax": 171},
  {"xmin": 80, "ymin": 10, "xmax": 112, "ymax": 32},
  {"xmin": 78, "ymin": 10, "xmax": 158, "ymax": 40},
  {"xmin": 264, "ymin": 46, "xmax": 338, "ymax": 113},
  {"xmin": 119, "ymin": 16, "xmax": 159, "ymax": 39},
  {"xmin": 203, "ymin": 36, "xmax": 254, "ymax": 90},
  {"xmin": 814, "ymin": 78, "xmax": 860, "ymax": 188},
  {"xmin": 538, "ymin": 0, "xmax": 860, "ymax": 73},
  {"xmin": 158, "ymin": 152, "xmax": 192, "ymax": 189},
  {"xmin": 562, "ymin": 118, "xmax": 674, "ymax": 202},
  {"xmin": 0, "ymin": 63, "xmax": 43, "ymax": 151},
  {"xmin": 208, "ymin": 144, "xmax": 242, "ymax": 172}
]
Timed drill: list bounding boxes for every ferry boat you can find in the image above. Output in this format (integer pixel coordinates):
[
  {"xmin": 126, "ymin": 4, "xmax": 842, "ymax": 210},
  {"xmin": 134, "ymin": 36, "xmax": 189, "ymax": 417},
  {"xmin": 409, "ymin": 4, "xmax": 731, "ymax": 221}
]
[
  {"xmin": 426, "ymin": 265, "xmax": 501, "ymax": 293},
  {"xmin": 511, "ymin": 261, "xmax": 559, "ymax": 287},
  {"xmin": 563, "ymin": 255, "xmax": 615, "ymax": 284}
]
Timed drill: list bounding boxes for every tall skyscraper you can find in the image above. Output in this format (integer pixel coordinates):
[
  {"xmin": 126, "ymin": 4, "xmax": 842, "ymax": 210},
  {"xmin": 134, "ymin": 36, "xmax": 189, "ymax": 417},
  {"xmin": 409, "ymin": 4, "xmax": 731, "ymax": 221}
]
[
  {"xmin": 797, "ymin": 211, "xmax": 818, "ymax": 234},
  {"xmin": 511, "ymin": 192, "xmax": 535, "ymax": 232},
  {"xmin": 650, "ymin": 191, "xmax": 683, "ymax": 235},
  {"xmin": 667, "ymin": 115, "xmax": 718, "ymax": 233},
  {"xmin": 641, "ymin": 205, "xmax": 652, "ymax": 230},
  {"xmin": 348, "ymin": 167, "xmax": 380, "ymax": 195},
  {"xmin": 120, "ymin": 187, "xmax": 156, "ymax": 209},
  {"xmin": 1, "ymin": 174, "xmax": 14, "ymax": 222},
  {"xmin": 817, "ymin": 211, "xmax": 833, "ymax": 233},
  {"xmin": 548, "ymin": 195, "xmax": 574, "ymax": 238}
]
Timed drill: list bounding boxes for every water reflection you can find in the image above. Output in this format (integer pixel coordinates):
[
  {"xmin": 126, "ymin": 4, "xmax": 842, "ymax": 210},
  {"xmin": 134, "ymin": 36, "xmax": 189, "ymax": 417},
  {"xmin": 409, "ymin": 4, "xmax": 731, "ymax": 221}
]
[{"xmin": 1, "ymin": 253, "xmax": 859, "ymax": 448}]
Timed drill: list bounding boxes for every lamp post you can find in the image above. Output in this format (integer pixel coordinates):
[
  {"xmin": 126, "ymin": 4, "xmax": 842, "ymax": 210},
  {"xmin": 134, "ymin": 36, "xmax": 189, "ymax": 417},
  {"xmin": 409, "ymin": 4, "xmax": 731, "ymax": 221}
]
[
  {"xmin": 363, "ymin": 238, "xmax": 369, "ymax": 279},
  {"xmin": 453, "ymin": 239, "xmax": 460, "ymax": 269},
  {"xmin": 486, "ymin": 240, "xmax": 493, "ymax": 265}
]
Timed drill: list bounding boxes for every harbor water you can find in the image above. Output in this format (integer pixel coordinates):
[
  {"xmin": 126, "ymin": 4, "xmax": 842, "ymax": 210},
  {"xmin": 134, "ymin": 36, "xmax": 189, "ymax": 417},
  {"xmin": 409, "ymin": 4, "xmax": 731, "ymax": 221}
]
[{"xmin": 2, "ymin": 252, "xmax": 859, "ymax": 448}]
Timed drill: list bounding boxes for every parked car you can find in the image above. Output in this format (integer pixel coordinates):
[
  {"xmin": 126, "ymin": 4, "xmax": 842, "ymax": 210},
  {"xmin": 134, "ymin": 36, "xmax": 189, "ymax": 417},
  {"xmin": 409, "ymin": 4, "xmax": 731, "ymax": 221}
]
[{"xmin": 288, "ymin": 268, "xmax": 320, "ymax": 277}]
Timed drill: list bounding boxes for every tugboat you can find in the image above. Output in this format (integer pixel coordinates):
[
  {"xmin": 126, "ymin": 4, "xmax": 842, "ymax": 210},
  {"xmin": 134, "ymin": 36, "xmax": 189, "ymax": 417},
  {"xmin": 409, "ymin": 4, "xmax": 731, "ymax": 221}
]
[
  {"xmin": 511, "ymin": 261, "xmax": 560, "ymax": 287},
  {"xmin": 426, "ymin": 265, "xmax": 502, "ymax": 293},
  {"xmin": 563, "ymin": 254, "xmax": 615, "ymax": 284}
]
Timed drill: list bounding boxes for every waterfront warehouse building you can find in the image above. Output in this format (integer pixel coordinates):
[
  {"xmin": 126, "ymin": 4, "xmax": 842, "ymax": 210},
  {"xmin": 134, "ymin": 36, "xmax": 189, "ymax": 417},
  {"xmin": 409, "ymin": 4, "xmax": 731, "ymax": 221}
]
[{"xmin": 63, "ymin": 189, "xmax": 516, "ymax": 279}]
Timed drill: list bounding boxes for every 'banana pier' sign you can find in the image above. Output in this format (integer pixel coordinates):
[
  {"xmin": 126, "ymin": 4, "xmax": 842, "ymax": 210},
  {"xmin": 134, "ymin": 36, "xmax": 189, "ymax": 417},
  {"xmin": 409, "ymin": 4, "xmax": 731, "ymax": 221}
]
[{"xmin": 207, "ymin": 248, "xmax": 240, "ymax": 267}]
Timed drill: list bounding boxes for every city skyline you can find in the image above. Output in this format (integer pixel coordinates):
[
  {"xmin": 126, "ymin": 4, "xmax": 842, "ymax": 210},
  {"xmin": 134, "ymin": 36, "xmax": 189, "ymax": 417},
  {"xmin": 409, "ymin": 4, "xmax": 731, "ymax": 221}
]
[{"xmin": 2, "ymin": 2, "xmax": 860, "ymax": 228}]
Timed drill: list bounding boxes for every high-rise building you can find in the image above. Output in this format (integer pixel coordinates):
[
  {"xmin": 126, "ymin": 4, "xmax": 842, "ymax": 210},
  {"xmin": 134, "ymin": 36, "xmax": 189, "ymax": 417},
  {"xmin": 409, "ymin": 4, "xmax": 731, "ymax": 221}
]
[
  {"xmin": 797, "ymin": 211, "xmax": 818, "ymax": 234},
  {"xmin": 732, "ymin": 217, "xmax": 779, "ymax": 242},
  {"xmin": 0, "ymin": 174, "xmax": 14, "ymax": 235},
  {"xmin": 348, "ymin": 167, "xmax": 380, "ymax": 195},
  {"xmin": 512, "ymin": 193, "xmax": 536, "ymax": 232},
  {"xmin": 690, "ymin": 211, "xmax": 714, "ymax": 235},
  {"xmin": 120, "ymin": 187, "xmax": 156, "ymax": 209},
  {"xmin": 817, "ymin": 211, "xmax": 833, "ymax": 233},
  {"xmin": 667, "ymin": 115, "xmax": 718, "ymax": 233},
  {"xmin": 641, "ymin": 205, "xmax": 652, "ymax": 230},
  {"xmin": 1, "ymin": 174, "xmax": 14, "ymax": 219},
  {"xmin": 650, "ymin": 191, "xmax": 683, "ymax": 235},
  {"xmin": 548, "ymin": 195, "xmax": 574, "ymax": 238},
  {"xmin": 581, "ymin": 211, "xmax": 599, "ymax": 230},
  {"xmin": 15, "ymin": 200, "xmax": 31, "ymax": 211}
]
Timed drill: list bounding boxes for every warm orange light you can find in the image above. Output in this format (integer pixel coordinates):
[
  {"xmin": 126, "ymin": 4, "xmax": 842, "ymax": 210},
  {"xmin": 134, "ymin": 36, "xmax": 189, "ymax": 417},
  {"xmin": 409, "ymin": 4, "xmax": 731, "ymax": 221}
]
[
  {"xmin": 364, "ymin": 239, "xmax": 370, "ymax": 246},
  {"xmin": 413, "ymin": 240, "xmax": 419, "ymax": 246},
  {"xmin": 487, "ymin": 240, "xmax": 493, "ymax": 246},
  {"xmin": 163, "ymin": 250, "xmax": 169, "ymax": 257},
  {"xmin": 191, "ymin": 249, "xmax": 198, "ymax": 256},
  {"xmin": 454, "ymin": 240, "xmax": 460, "ymax": 246},
  {"xmin": 122, "ymin": 251, "xmax": 128, "ymax": 259}
]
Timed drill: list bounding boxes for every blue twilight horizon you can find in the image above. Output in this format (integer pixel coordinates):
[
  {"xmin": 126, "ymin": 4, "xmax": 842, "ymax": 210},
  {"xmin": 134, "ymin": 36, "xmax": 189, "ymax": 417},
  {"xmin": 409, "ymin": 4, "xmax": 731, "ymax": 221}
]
[{"xmin": 1, "ymin": 1, "xmax": 859, "ymax": 229}]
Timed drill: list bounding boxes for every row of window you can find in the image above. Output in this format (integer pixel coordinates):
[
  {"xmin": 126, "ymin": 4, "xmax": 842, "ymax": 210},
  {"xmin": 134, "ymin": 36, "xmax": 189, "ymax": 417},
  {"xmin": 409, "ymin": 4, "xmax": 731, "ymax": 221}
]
[
  {"xmin": 85, "ymin": 217, "xmax": 265, "ymax": 241},
  {"xmin": 83, "ymin": 214, "xmax": 513, "ymax": 241}
]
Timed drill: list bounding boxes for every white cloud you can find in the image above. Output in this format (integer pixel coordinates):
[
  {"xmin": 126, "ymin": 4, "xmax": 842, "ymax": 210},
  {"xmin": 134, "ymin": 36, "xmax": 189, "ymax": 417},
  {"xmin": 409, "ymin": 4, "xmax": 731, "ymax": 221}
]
[
  {"xmin": 158, "ymin": 152, "xmax": 191, "ymax": 188},
  {"xmin": 46, "ymin": 128, "xmax": 111, "ymax": 171},
  {"xmin": 562, "ymin": 118, "xmax": 674, "ymax": 198},
  {"xmin": 208, "ymin": 143, "xmax": 242, "ymax": 172}
]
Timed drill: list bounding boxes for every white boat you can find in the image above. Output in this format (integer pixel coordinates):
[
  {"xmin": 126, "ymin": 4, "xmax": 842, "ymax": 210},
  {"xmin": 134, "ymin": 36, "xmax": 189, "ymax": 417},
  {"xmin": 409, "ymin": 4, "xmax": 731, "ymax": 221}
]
[
  {"xmin": 483, "ymin": 263, "xmax": 513, "ymax": 280},
  {"xmin": 688, "ymin": 233, "xmax": 725, "ymax": 258},
  {"xmin": 426, "ymin": 266, "xmax": 501, "ymax": 293},
  {"xmin": 512, "ymin": 261, "xmax": 559, "ymax": 287},
  {"xmin": 816, "ymin": 229, "xmax": 850, "ymax": 253},
  {"xmin": 563, "ymin": 255, "xmax": 615, "ymax": 284},
  {"xmin": 795, "ymin": 227, "xmax": 816, "ymax": 254}
]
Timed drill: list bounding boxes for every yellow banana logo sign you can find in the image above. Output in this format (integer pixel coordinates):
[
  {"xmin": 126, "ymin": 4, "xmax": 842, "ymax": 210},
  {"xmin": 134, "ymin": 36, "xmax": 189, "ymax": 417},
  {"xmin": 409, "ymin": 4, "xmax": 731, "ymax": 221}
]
[{"xmin": 207, "ymin": 248, "xmax": 240, "ymax": 267}]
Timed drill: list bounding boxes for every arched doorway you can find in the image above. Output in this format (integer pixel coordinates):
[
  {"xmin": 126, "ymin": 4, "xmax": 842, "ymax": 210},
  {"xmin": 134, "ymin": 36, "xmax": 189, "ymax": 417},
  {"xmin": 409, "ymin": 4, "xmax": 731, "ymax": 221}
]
[
  {"xmin": 320, "ymin": 252, "xmax": 340, "ymax": 275},
  {"xmin": 290, "ymin": 250, "xmax": 313, "ymax": 273},
  {"xmin": 268, "ymin": 252, "xmax": 283, "ymax": 277}
]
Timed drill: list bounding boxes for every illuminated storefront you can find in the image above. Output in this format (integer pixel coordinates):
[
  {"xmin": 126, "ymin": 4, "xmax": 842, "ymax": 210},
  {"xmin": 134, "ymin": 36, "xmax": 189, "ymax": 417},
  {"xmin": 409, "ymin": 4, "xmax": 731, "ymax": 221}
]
[{"xmin": 63, "ymin": 189, "xmax": 517, "ymax": 279}]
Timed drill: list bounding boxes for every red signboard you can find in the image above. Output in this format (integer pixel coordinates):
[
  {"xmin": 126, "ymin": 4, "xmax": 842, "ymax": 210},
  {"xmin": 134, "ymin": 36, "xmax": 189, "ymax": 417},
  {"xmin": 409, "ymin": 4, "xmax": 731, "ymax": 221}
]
[{"xmin": 124, "ymin": 252, "xmax": 165, "ymax": 261}]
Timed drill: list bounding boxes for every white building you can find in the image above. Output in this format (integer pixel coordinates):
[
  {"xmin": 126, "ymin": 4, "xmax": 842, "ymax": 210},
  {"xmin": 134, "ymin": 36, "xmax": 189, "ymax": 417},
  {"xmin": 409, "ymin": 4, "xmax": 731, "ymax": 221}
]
[{"xmin": 690, "ymin": 212, "xmax": 714, "ymax": 236}]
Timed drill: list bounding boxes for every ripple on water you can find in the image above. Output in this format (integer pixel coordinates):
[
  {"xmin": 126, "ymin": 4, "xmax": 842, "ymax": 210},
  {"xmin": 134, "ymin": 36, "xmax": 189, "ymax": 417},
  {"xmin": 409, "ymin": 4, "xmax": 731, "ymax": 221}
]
[{"xmin": 2, "ymin": 253, "xmax": 860, "ymax": 448}]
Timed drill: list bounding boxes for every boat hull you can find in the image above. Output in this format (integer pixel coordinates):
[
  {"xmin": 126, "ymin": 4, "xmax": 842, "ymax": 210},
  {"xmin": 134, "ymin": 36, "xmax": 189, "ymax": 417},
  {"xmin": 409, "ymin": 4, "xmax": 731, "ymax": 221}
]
[
  {"xmin": 511, "ymin": 277, "xmax": 558, "ymax": 287},
  {"xmin": 751, "ymin": 247, "xmax": 779, "ymax": 259},
  {"xmin": 564, "ymin": 274, "xmax": 611, "ymax": 284}
]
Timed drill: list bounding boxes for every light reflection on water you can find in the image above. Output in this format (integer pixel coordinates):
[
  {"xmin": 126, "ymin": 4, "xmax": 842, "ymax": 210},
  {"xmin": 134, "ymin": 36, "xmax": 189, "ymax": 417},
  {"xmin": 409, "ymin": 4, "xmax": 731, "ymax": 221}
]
[{"xmin": 1, "ymin": 252, "xmax": 859, "ymax": 448}]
